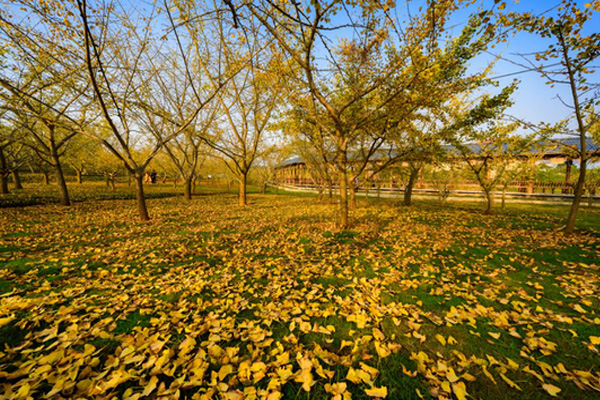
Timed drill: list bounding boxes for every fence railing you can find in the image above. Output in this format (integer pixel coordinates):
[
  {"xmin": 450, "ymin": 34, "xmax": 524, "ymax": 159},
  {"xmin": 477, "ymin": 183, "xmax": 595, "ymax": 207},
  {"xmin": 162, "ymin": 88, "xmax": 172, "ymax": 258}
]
[{"xmin": 272, "ymin": 178, "xmax": 585, "ymax": 195}]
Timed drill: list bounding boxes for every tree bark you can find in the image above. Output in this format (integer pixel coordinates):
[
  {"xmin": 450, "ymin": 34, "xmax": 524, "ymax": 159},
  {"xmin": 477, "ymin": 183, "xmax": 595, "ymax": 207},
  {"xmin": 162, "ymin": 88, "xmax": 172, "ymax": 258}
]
[
  {"xmin": 0, "ymin": 148, "xmax": 9, "ymax": 194},
  {"xmin": 134, "ymin": 172, "xmax": 150, "ymax": 221},
  {"xmin": 51, "ymin": 149, "xmax": 71, "ymax": 206},
  {"xmin": 76, "ymin": 169, "xmax": 83, "ymax": 184},
  {"xmin": 404, "ymin": 167, "xmax": 419, "ymax": 207},
  {"xmin": 565, "ymin": 161, "xmax": 585, "ymax": 233},
  {"xmin": 12, "ymin": 169, "xmax": 23, "ymax": 190},
  {"xmin": 183, "ymin": 175, "xmax": 193, "ymax": 200},
  {"xmin": 349, "ymin": 183, "xmax": 357, "ymax": 209},
  {"xmin": 484, "ymin": 190, "xmax": 494, "ymax": 214},
  {"xmin": 239, "ymin": 173, "xmax": 247, "ymax": 206},
  {"xmin": 338, "ymin": 167, "xmax": 348, "ymax": 229},
  {"xmin": 42, "ymin": 167, "xmax": 50, "ymax": 185},
  {"xmin": 558, "ymin": 29, "xmax": 587, "ymax": 234}
]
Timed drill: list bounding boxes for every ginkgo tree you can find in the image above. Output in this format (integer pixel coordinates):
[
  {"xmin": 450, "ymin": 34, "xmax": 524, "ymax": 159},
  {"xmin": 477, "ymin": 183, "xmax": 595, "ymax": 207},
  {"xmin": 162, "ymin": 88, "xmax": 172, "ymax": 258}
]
[
  {"xmin": 453, "ymin": 120, "xmax": 537, "ymax": 214},
  {"xmin": 195, "ymin": 22, "xmax": 285, "ymax": 206},
  {"xmin": 246, "ymin": 0, "xmax": 509, "ymax": 227},
  {"xmin": 75, "ymin": 0, "xmax": 215, "ymax": 219},
  {"xmin": 2, "ymin": 0, "xmax": 240, "ymax": 219},
  {"xmin": 0, "ymin": 11, "xmax": 92, "ymax": 205},
  {"xmin": 504, "ymin": 0, "xmax": 600, "ymax": 233}
]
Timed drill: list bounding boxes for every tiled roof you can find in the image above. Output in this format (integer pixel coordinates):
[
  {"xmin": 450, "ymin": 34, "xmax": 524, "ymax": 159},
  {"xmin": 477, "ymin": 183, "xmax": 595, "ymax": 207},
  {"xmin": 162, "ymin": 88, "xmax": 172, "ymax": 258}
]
[{"xmin": 277, "ymin": 137, "xmax": 599, "ymax": 167}]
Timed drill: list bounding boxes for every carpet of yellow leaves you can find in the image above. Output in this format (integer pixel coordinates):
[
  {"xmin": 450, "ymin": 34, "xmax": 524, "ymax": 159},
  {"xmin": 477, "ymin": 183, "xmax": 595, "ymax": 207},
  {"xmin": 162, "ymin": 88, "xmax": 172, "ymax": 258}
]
[{"xmin": 0, "ymin": 195, "xmax": 598, "ymax": 399}]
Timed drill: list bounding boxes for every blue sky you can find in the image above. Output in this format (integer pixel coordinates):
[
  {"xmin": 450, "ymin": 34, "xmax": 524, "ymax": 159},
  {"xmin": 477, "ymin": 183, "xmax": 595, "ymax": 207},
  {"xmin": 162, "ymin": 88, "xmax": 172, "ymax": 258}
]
[
  {"xmin": 6, "ymin": 0, "xmax": 596, "ymax": 133},
  {"xmin": 443, "ymin": 0, "xmax": 599, "ymax": 129},
  {"xmin": 324, "ymin": 0, "xmax": 598, "ymax": 132}
]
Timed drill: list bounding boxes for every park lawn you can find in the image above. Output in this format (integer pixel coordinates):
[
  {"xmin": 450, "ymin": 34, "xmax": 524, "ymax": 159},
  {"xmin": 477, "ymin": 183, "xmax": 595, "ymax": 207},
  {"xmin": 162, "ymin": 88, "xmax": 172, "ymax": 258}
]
[{"xmin": 0, "ymin": 191, "xmax": 599, "ymax": 400}]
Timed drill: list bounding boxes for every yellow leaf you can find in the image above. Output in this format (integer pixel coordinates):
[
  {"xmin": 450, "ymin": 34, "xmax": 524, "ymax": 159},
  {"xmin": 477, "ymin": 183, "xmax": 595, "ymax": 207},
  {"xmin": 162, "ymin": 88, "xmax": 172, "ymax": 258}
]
[
  {"xmin": 141, "ymin": 376, "xmax": 158, "ymax": 397},
  {"xmin": 346, "ymin": 367, "xmax": 362, "ymax": 384},
  {"xmin": 374, "ymin": 341, "xmax": 391, "ymax": 358},
  {"xmin": 373, "ymin": 328, "xmax": 385, "ymax": 341},
  {"xmin": 360, "ymin": 362, "xmax": 379, "ymax": 379},
  {"xmin": 500, "ymin": 373, "xmax": 521, "ymax": 390},
  {"xmin": 266, "ymin": 391, "xmax": 282, "ymax": 400},
  {"xmin": 446, "ymin": 368, "xmax": 459, "ymax": 383},
  {"xmin": 506, "ymin": 358, "xmax": 519, "ymax": 370},
  {"xmin": 340, "ymin": 340, "xmax": 353, "ymax": 351},
  {"xmin": 488, "ymin": 332, "xmax": 500, "ymax": 340},
  {"xmin": 482, "ymin": 365, "xmax": 496, "ymax": 384},
  {"xmin": 365, "ymin": 386, "xmax": 387, "ymax": 398},
  {"xmin": 461, "ymin": 373, "xmax": 476, "ymax": 382},
  {"xmin": 0, "ymin": 315, "xmax": 15, "ymax": 328},
  {"xmin": 294, "ymin": 368, "xmax": 315, "ymax": 392},
  {"xmin": 39, "ymin": 350, "xmax": 64, "ymax": 365},
  {"xmin": 101, "ymin": 370, "xmax": 132, "ymax": 392},
  {"xmin": 219, "ymin": 364, "xmax": 234, "ymax": 381},
  {"xmin": 13, "ymin": 383, "xmax": 30, "ymax": 400},
  {"xmin": 573, "ymin": 304, "xmax": 587, "ymax": 313},
  {"xmin": 590, "ymin": 336, "xmax": 600, "ymax": 345},
  {"xmin": 435, "ymin": 334, "xmax": 446, "ymax": 346},
  {"xmin": 556, "ymin": 363, "xmax": 568, "ymax": 374},
  {"xmin": 542, "ymin": 383, "xmax": 561, "ymax": 397},
  {"xmin": 441, "ymin": 381, "xmax": 451, "ymax": 393},
  {"xmin": 325, "ymin": 382, "xmax": 347, "ymax": 395},
  {"xmin": 452, "ymin": 381, "xmax": 468, "ymax": 400}
]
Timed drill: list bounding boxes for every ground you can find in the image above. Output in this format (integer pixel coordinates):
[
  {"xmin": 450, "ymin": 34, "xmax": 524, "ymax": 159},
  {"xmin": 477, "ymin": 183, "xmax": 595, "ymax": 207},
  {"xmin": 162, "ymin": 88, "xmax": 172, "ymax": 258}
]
[{"xmin": 0, "ymin": 186, "xmax": 599, "ymax": 399}]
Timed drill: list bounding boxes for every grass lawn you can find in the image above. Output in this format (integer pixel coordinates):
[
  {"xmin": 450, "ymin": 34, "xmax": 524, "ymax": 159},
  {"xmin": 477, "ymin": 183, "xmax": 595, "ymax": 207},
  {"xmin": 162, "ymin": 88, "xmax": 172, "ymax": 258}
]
[{"xmin": 1, "ymin": 185, "xmax": 599, "ymax": 399}]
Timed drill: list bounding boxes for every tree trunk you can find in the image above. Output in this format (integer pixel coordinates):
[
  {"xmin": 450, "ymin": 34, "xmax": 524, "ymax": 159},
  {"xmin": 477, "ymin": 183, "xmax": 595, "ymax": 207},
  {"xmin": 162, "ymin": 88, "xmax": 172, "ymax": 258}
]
[
  {"xmin": 349, "ymin": 183, "xmax": 357, "ymax": 209},
  {"xmin": 42, "ymin": 167, "xmax": 50, "ymax": 185},
  {"xmin": 76, "ymin": 169, "xmax": 83, "ymax": 184},
  {"xmin": 404, "ymin": 167, "xmax": 419, "ymax": 207},
  {"xmin": 338, "ymin": 168, "xmax": 348, "ymax": 228},
  {"xmin": 184, "ymin": 176, "xmax": 193, "ymax": 200},
  {"xmin": 0, "ymin": 148, "xmax": 9, "ymax": 194},
  {"xmin": 52, "ymin": 150, "xmax": 71, "ymax": 206},
  {"xmin": 501, "ymin": 188, "xmax": 506, "ymax": 210},
  {"xmin": 12, "ymin": 169, "xmax": 23, "ymax": 190},
  {"xmin": 239, "ymin": 173, "xmax": 247, "ymax": 206},
  {"xmin": 484, "ymin": 189, "xmax": 494, "ymax": 215},
  {"xmin": 559, "ymin": 29, "xmax": 587, "ymax": 234},
  {"xmin": 134, "ymin": 172, "xmax": 150, "ymax": 221},
  {"xmin": 0, "ymin": 174, "xmax": 8, "ymax": 194},
  {"xmin": 565, "ymin": 159, "xmax": 586, "ymax": 233}
]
